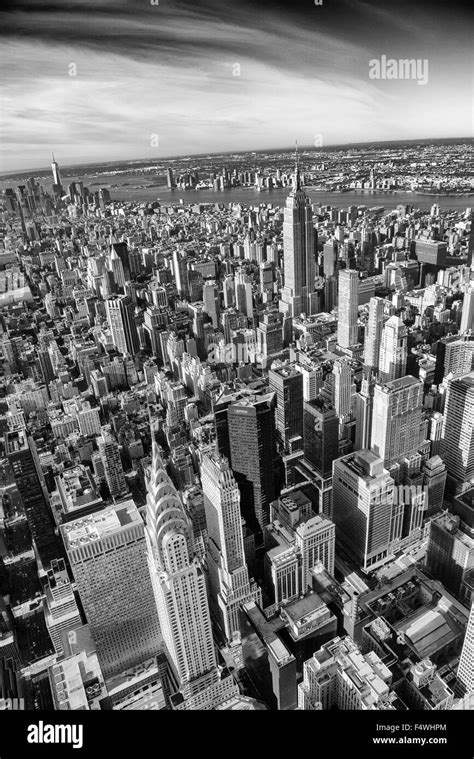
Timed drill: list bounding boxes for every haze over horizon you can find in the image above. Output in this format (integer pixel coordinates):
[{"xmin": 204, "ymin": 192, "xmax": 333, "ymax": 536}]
[
  {"xmin": 2, "ymin": 136, "xmax": 473, "ymax": 180},
  {"xmin": 1, "ymin": 0, "xmax": 472, "ymax": 173}
]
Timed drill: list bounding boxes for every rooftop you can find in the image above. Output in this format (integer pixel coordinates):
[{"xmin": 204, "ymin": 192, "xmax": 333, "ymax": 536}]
[{"xmin": 61, "ymin": 499, "xmax": 139, "ymax": 550}]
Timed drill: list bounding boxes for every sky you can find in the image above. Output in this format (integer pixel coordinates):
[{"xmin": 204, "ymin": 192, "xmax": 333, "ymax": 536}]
[{"xmin": 0, "ymin": 0, "xmax": 472, "ymax": 173}]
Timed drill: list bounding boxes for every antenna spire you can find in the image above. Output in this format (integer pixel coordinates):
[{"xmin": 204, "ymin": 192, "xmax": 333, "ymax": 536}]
[{"xmin": 294, "ymin": 140, "xmax": 301, "ymax": 191}]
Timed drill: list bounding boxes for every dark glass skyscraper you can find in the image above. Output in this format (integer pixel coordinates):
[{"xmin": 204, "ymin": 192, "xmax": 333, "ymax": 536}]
[
  {"xmin": 226, "ymin": 392, "xmax": 278, "ymax": 533},
  {"xmin": 303, "ymin": 399, "xmax": 339, "ymax": 478},
  {"xmin": 5, "ymin": 430, "xmax": 60, "ymax": 568}
]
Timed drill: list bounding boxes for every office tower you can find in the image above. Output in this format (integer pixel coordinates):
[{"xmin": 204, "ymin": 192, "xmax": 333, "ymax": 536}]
[
  {"xmin": 110, "ymin": 241, "xmax": 130, "ymax": 281},
  {"xmin": 295, "ymin": 360, "xmax": 322, "ymax": 402},
  {"xmin": 61, "ymin": 501, "xmax": 162, "ymax": 679},
  {"xmin": 425, "ymin": 511, "xmax": 474, "ymax": 597},
  {"xmin": 457, "ymin": 603, "xmax": 474, "ymax": 695},
  {"xmin": 166, "ymin": 167, "xmax": 175, "ymax": 189},
  {"xmin": 268, "ymin": 362, "xmax": 304, "ymax": 453},
  {"xmin": 265, "ymin": 494, "xmax": 335, "ymax": 605},
  {"xmin": 240, "ymin": 600, "xmax": 297, "ymax": 710},
  {"xmin": 256, "ymin": 310, "xmax": 283, "ymax": 366},
  {"xmin": 439, "ymin": 373, "xmax": 474, "ymax": 489},
  {"xmin": 354, "ymin": 373, "xmax": 374, "ymax": 451},
  {"xmin": 51, "ymin": 153, "xmax": 62, "ymax": 190},
  {"xmin": 102, "ymin": 269, "xmax": 116, "ymax": 298},
  {"xmin": 108, "ymin": 248, "xmax": 125, "ymax": 290},
  {"xmin": 223, "ymin": 275, "xmax": 235, "ymax": 308},
  {"xmin": 428, "ymin": 411, "xmax": 444, "ymax": 456},
  {"xmin": 364, "ymin": 297, "xmax": 385, "ymax": 373},
  {"xmin": 98, "ymin": 432, "xmax": 128, "ymax": 500},
  {"xmin": 77, "ymin": 406, "xmax": 101, "ymax": 437},
  {"xmin": 234, "ymin": 269, "xmax": 254, "ymax": 321},
  {"xmin": 460, "ymin": 287, "xmax": 474, "ymax": 334},
  {"xmin": 5, "ymin": 430, "xmax": 60, "ymax": 568},
  {"xmin": 332, "ymin": 359, "xmax": 353, "ymax": 421},
  {"xmin": 37, "ymin": 348, "xmax": 55, "ymax": 387},
  {"xmin": 280, "ymin": 157, "xmax": 316, "ymax": 317},
  {"xmin": 260, "ymin": 260, "xmax": 274, "ymax": 301},
  {"xmin": 105, "ymin": 295, "xmax": 139, "ymax": 356},
  {"xmin": 298, "ymin": 636, "xmax": 393, "ymax": 710},
  {"xmin": 303, "ymin": 400, "xmax": 339, "ymax": 478},
  {"xmin": 421, "ymin": 455, "xmax": 447, "ymax": 518},
  {"xmin": 333, "ymin": 450, "xmax": 395, "ymax": 571},
  {"xmin": 337, "ymin": 269, "xmax": 359, "ymax": 348},
  {"xmin": 48, "ymin": 636, "xmax": 108, "ymax": 711},
  {"xmin": 202, "ymin": 281, "xmax": 220, "ymax": 329},
  {"xmin": 434, "ymin": 335, "xmax": 474, "ymax": 385},
  {"xmin": 227, "ymin": 392, "xmax": 278, "ymax": 532},
  {"xmin": 378, "ymin": 316, "xmax": 407, "ymax": 383},
  {"xmin": 371, "ymin": 376, "xmax": 425, "ymax": 467},
  {"xmin": 44, "ymin": 559, "xmax": 81, "ymax": 656},
  {"xmin": 201, "ymin": 453, "xmax": 260, "ymax": 642},
  {"xmin": 145, "ymin": 445, "xmax": 219, "ymax": 700},
  {"xmin": 172, "ymin": 249, "xmax": 189, "ymax": 298}
]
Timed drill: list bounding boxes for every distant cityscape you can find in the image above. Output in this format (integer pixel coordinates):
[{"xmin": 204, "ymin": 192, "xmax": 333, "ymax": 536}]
[{"xmin": 0, "ymin": 139, "xmax": 473, "ymax": 715}]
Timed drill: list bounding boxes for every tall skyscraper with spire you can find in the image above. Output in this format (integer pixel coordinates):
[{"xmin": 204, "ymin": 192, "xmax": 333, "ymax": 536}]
[
  {"xmin": 51, "ymin": 153, "xmax": 62, "ymax": 191},
  {"xmin": 280, "ymin": 145, "xmax": 316, "ymax": 317},
  {"xmin": 146, "ymin": 444, "xmax": 235, "ymax": 707}
]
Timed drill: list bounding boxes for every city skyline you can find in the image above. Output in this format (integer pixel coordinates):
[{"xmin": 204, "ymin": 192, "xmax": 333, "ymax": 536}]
[
  {"xmin": 1, "ymin": 0, "xmax": 472, "ymax": 172},
  {"xmin": 1, "ymin": 0, "xmax": 473, "ymax": 738}
]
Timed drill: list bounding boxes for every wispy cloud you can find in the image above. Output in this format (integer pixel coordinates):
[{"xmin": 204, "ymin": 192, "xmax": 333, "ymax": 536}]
[{"xmin": 0, "ymin": 0, "xmax": 471, "ymax": 171}]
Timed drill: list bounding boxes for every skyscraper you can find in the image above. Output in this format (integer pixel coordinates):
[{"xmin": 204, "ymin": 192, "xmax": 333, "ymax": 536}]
[
  {"xmin": 44, "ymin": 558, "xmax": 82, "ymax": 656},
  {"xmin": 363, "ymin": 296, "xmax": 385, "ymax": 373},
  {"xmin": 371, "ymin": 376, "xmax": 425, "ymax": 466},
  {"xmin": 280, "ymin": 156, "xmax": 316, "ymax": 317},
  {"xmin": 108, "ymin": 248, "xmax": 125, "ymax": 291},
  {"xmin": 457, "ymin": 602, "xmax": 474, "ymax": 695},
  {"xmin": 338, "ymin": 269, "xmax": 359, "ymax": 349},
  {"xmin": 354, "ymin": 373, "xmax": 375, "ymax": 452},
  {"xmin": 439, "ymin": 372, "xmax": 474, "ymax": 489},
  {"xmin": 172, "ymin": 249, "xmax": 189, "ymax": 298},
  {"xmin": 166, "ymin": 167, "xmax": 175, "ymax": 189},
  {"xmin": 202, "ymin": 281, "xmax": 220, "ymax": 329},
  {"xmin": 234, "ymin": 269, "xmax": 254, "ymax": 321},
  {"xmin": 226, "ymin": 392, "xmax": 278, "ymax": 533},
  {"xmin": 425, "ymin": 511, "xmax": 473, "ymax": 598},
  {"xmin": 61, "ymin": 501, "xmax": 162, "ymax": 678},
  {"xmin": 434, "ymin": 335, "xmax": 474, "ymax": 385},
  {"xmin": 460, "ymin": 287, "xmax": 474, "ymax": 334},
  {"xmin": 303, "ymin": 399, "xmax": 339, "ymax": 478},
  {"xmin": 51, "ymin": 153, "xmax": 62, "ymax": 190},
  {"xmin": 145, "ymin": 445, "xmax": 219, "ymax": 700},
  {"xmin": 5, "ymin": 429, "xmax": 60, "ymax": 568},
  {"xmin": 268, "ymin": 362, "xmax": 304, "ymax": 453},
  {"xmin": 98, "ymin": 431, "xmax": 129, "ymax": 500},
  {"xmin": 201, "ymin": 452, "xmax": 260, "ymax": 642},
  {"xmin": 105, "ymin": 294, "xmax": 139, "ymax": 356},
  {"xmin": 333, "ymin": 450, "xmax": 395, "ymax": 571},
  {"xmin": 332, "ymin": 358, "xmax": 353, "ymax": 422},
  {"xmin": 378, "ymin": 315, "xmax": 408, "ymax": 384}
]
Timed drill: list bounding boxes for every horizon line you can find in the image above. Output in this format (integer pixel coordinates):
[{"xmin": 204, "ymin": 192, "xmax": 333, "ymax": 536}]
[{"xmin": 1, "ymin": 135, "xmax": 473, "ymax": 181}]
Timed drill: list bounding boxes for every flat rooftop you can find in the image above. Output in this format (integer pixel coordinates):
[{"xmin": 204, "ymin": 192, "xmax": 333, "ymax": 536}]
[
  {"xmin": 382, "ymin": 375, "xmax": 421, "ymax": 391},
  {"xmin": 283, "ymin": 591, "xmax": 326, "ymax": 623},
  {"xmin": 61, "ymin": 499, "xmax": 139, "ymax": 550}
]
